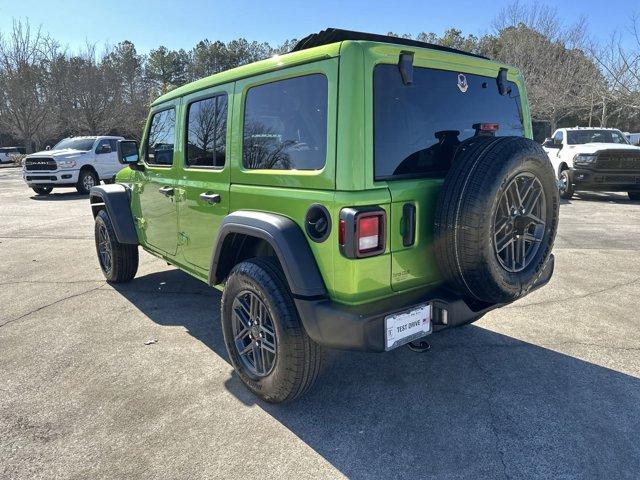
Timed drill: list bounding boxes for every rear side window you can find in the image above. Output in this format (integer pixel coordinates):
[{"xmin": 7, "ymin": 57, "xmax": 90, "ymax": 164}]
[
  {"xmin": 146, "ymin": 108, "xmax": 176, "ymax": 166},
  {"xmin": 374, "ymin": 65, "xmax": 524, "ymax": 180},
  {"xmin": 243, "ymin": 74, "xmax": 328, "ymax": 170},
  {"xmin": 186, "ymin": 94, "xmax": 228, "ymax": 168}
]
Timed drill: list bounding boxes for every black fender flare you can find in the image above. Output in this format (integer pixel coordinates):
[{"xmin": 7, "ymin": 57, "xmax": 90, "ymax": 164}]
[
  {"xmin": 209, "ymin": 211, "xmax": 327, "ymax": 299},
  {"xmin": 89, "ymin": 184, "xmax": 139, "ymax": 244}
]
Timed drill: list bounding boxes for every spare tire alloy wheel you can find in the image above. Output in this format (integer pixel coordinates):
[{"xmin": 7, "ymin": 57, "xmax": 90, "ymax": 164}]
[
  {"xmin": 434, "ymin": 136, "xmax": 559, "ymax": 305},
  {"xmin": 231, "ymin": 290, "xmax": 277, "ymax": 377},
  {"xmin": 493, "ymin": 173, "xmax": 546, "ymax": 273}
]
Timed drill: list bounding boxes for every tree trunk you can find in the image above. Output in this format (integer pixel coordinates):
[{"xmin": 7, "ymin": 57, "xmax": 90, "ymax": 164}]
[
  {"xmin": 601, "ymin": 98, "xmax": 608, "ymax": 127},
  {"xmin": 24, "ymin": 136, "xmax": 34, "ymax": 154}
]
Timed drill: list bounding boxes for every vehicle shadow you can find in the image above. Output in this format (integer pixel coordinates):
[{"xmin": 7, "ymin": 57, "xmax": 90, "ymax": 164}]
[
  {"xmin": 30, "ymin": 191, "xmax": 88, "ymax": 201},
  {"xmin": 113, "ymin": 269, "xmax": 640, "ymax": 479},
  {"xmin": 573, "ymin": 191, "xmax": 635, "ymax": 204}
]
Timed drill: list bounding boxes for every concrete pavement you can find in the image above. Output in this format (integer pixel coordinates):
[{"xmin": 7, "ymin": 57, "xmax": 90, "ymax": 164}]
[{"xmin": 1, "ymin": 166, "xmax": 639, "ymax": 479}]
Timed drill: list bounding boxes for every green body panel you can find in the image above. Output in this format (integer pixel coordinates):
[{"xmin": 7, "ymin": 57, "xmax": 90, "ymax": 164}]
[
  {"xmin": 176, "ymin": 82, "xmax": 234, "ymax": 273},
  {"xmin": 121, "ymin": 39, "xmax": 533, "ymax": 306}
]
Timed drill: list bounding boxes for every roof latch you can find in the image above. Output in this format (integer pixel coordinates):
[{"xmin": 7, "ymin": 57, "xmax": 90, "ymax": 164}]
[
  {"xmin": 497, "ymin": 67, "xmax": 511, "ymax": 96},
  {"xmin": 398, "ymin": 52, "xmax": 414, "ymax": 86}
]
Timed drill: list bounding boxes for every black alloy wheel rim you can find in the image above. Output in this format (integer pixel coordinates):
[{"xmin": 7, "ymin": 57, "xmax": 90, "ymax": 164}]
[
  {"xmin": 97, "ymin": 223, "xmax": 112, "ymax": 274},
  {"xmin": 231, "ymin": 290, "xmax": 277, "ymax": 377},
  {"xmin": 493, "ymin": 172, "xmax": 547, "ymax": 273}
]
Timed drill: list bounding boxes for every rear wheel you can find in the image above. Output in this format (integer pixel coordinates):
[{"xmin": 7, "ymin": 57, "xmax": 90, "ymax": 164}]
[
  {"xmin": 558, "ymin": 169, "xmax": 574, "ymax": 199},
  {"xmin": 221, "ymin": 257, "xmax": 321, "ymax": 403},
  {"xmin": 32, "ymin": 186, "xmax": 52, "ymax": 195},
  {"xmin": 628, "ymin": 192, "xmax": 640, "ymax": 201},
  {"xmin": 94, "ymin": 209, "xmax": 138, "ymax": 282},
  {"xmin": 434, "ymin": 136, "xmax": 559, "ymax": 304},
  {"xmin": 77, "ymin": 169, "xmax": 99, "ymax": 194}
]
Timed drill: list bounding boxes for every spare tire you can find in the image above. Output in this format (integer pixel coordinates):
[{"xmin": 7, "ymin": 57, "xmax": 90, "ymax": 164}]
[{"xmin": 434, "ymin": 136, "xmax": 559, "ymax": 304}]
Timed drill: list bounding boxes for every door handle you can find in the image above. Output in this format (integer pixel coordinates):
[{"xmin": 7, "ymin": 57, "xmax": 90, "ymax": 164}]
[
  {"xmin": 199, "ymin": 192, "xmax": 221, "ymax": 204},
  {"xmin": 159, "ymin": 186, "xmax": 174, "ymax": 197}
]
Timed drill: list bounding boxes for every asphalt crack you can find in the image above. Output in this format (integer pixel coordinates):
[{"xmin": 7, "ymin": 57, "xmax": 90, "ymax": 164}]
[{"xmin": 0, "ymin": 283, "xmax": 106, "ymax": 328}]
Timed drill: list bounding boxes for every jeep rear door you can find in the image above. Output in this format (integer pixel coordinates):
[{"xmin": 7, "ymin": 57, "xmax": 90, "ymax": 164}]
[
  {"xmin": 371, "ymin": 56, "xmax": 527, "ymax": 292},
  {"xmin": 176, "ymin": 83, "xmax": 233, "ymax": 272}
]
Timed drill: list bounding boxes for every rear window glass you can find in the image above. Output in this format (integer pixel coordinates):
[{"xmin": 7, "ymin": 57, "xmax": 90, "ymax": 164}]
[
  {"xmin": 374, "ymin": 65, "xmax": 524, "ymax": 180},
  {"xmin": 186, "ymin": 94, "xmax": 228, "ymax": 168},
  {"xmin": 243, "ymin": 74, "xmax": 328, "ymax": 170}
]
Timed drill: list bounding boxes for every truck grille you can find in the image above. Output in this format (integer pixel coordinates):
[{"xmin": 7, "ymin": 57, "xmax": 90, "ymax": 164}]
[
  {"xmin": 595, "ymin": 151, "xmax": 640, "ymax": 170},
  {"xmin": 25, "ymin": 157, "xmax": 57, "ymax": 171}
]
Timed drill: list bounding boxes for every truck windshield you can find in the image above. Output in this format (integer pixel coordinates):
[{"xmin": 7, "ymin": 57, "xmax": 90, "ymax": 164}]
[
  {"xmin": 566, "ymin": 130, "xmax": 629, "ymax": 145},
  {"xmin": 52, "ymin": 138, "xmax": 97, "ymax": 151},
  {"xmin": 374, "ymin": 65, "xmax": 524, "ymax": 180}
]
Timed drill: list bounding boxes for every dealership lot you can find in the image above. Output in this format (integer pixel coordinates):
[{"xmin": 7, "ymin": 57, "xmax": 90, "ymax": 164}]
[{"xmin": 1, "ymin": 165, "xmax": 639, "ymax": 479}]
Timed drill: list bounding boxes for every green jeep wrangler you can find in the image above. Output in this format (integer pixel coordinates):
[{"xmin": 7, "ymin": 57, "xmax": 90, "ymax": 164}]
[{"xmin": 90, "ymin": 29, "xmax": 559, "ymax": 403}]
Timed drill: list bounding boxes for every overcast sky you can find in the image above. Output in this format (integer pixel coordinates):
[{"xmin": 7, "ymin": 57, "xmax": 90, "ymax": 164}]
[{"xmin": 0, "ymin": 0, "xmax": 637, "ymax": 53}]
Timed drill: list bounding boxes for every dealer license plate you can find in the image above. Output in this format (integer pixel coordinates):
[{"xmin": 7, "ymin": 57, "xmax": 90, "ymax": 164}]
[{"xmin": 384, "ymin": 304, "xmax": 432, "ymax": 351}]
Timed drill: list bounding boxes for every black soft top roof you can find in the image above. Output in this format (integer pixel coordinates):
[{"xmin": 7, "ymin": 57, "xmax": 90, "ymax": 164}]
[{"xmin": 291, "ymin": 28, "xmax": 488, "ymax": 60}]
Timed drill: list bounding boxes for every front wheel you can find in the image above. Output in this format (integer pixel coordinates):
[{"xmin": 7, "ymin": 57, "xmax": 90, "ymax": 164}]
[
  {"xmin": 32, "ymin": 186, "xmax": 52, "ymax": 195},
  {"xmin": 628, "ymin": 192, "xmax": 640, "ymax": 202},
  {"xmin": 94, "ymin": 209, "xmax": 138, "ymax": 282},
  {"xmin": 77, "ymin": 169, "xmax": 99, "ymax": 194},
  {"xmin": 559, "ymin": 169, "xmax": 574, "ymax": 199},
  {"xmin": 221, "ymin": 257, "xmax": 322, "ymax": 403}
]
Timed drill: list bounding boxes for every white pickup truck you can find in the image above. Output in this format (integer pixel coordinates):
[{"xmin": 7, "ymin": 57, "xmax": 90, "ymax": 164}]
[
  {"xmin": 23, "ymin": 136, "xmax": 125, "ymax": 195},
  {"xmin": 543, "ymin": 127, "xmax": 640, "ymax": 201}
]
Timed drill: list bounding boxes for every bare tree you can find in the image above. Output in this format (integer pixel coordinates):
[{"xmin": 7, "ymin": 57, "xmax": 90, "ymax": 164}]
[
  {"xmin": 491, "ymin": 2, "xmax": 596, "ymax": 131},
  {"xmin": 0, "ymin": 19, "xmax": 57, "ymax": 152}
]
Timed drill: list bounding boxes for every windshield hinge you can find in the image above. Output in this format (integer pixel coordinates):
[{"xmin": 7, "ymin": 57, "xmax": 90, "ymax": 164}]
[
  {"xmin": 398, "ymin": 52, "xmax": 414, "ymax": 86},
  {"xmin": 497, "ymin": 67, "xmax": 511, "ymax": 96}
]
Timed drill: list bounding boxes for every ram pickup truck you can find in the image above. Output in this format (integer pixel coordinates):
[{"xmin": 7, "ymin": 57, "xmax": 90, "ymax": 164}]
[
  {"xmin": 543, "ymin": 127, "xmax": 640, "ymax": 200},
  {"xmin": 23, "ymin": 136, "xmax": 124, "ymax": 195}
]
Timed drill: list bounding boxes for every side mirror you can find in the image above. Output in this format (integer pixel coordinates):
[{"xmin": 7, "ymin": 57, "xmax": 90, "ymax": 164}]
[
  {"xmin": 542, "ymin": 138, "xmax": 554, "ymax": 147},
  {"xmin": 45, "ymin": 145, "xmax": 51, "ymax": 150},
  {"xmin": 117, "ymin": 140, "xmax": 140, "ymax": 165},
  {"xmin": 97, "ymin": 144, "xmax": 112, "ymax": 154}
]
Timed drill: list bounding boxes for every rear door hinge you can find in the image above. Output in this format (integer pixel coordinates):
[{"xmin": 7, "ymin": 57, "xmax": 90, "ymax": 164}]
[
  {"xmin": 177, "ymin": 231, "xmax": 189, "ymax": 246},
  {"xmin": 134, "ymin": 217, "xmax": 147, "ymax": 229}
]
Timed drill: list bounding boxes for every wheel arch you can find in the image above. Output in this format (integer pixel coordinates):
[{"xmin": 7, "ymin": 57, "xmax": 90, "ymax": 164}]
[
  {"xmin": 89, "ymin": 184, "xmax": 139, "ymax": 245},
  {"xmin": 210, "ymin": 211, "xmax": 327, "ymax": 299},
  {"xmin": 79, "ymin": 163, "xmax": 99, "ymax": 177},
  {"xmin": 558, "ymin": 162, "xmax": 570, "ymax": 177}
]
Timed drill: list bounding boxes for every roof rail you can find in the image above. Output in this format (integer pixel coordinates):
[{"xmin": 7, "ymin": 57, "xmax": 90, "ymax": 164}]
[{"xmin": 291, "ymin": 28, "xmax": 488, "ymax": 60}]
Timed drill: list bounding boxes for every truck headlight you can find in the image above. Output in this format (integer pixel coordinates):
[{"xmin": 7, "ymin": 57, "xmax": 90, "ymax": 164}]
[
  {"xmin": 57, "ymin": 159, "xmax": 77, "ymax": 169},
  {"xmin": 574, "ymin": 154, "xmax": 596, "ymax": 166}
]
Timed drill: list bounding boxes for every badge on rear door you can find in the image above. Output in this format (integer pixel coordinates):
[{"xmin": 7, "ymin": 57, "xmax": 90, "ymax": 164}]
[{"xmin": 457, "ymin": 73, "xmax": 468, "ymax": 93}]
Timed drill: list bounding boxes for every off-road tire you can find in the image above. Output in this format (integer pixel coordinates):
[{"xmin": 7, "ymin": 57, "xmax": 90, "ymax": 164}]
[
  {"xmin": 221, "ymin": 257, "xmax": 322, "ymax": 403},
  {"xmin": 628, "ymin": 192, "xmax": 640, "ymax": 202},
  {"xmin": 94, "ymin": 209, "xmax": 138, "ymax": 283},
  {"xmin": 32, "ymin": 186, "xmax": 52, "ymax": 195},
  {"xmin": 434, "ymin": 136, "xmax": 559, "ymax": 304},
  {"xmin": 559, "ymin": 169, "xmax": 574, "ymax": 199},
  {"xmin": 77, "ymin": 168, "xmax": 99, "ymax": 194}
]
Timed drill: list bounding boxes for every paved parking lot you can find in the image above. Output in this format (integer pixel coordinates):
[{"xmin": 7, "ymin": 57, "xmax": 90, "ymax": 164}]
[{"xmin": 1, "ymin": 165, "xmax": 639, "ymax": 479}]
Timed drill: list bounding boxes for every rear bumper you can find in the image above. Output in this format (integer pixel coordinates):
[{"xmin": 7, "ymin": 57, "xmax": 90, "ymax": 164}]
[
  {"xmin": 296, "ymin": 254, "xmax": 554, "ymax": 352},
  {"xmin": 23, "ymin": 169, "xmax": 79, "ymax": 186},
  {"xmin": 570, "ymin": 168, "xmax": 640, "ymax": 191}
]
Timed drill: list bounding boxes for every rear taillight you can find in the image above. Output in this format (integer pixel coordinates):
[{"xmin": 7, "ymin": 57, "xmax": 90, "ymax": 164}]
[
  {"xmin": 357, "ymin": 215, "xmax": 381, "ymax": 252},
  {"xmin": 338, "ymin": 219, "xmax": 346, "ymax": 246},
  {"xmin": 339, "ymin": 207, "xmax": 386, "ymax": 258}
]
